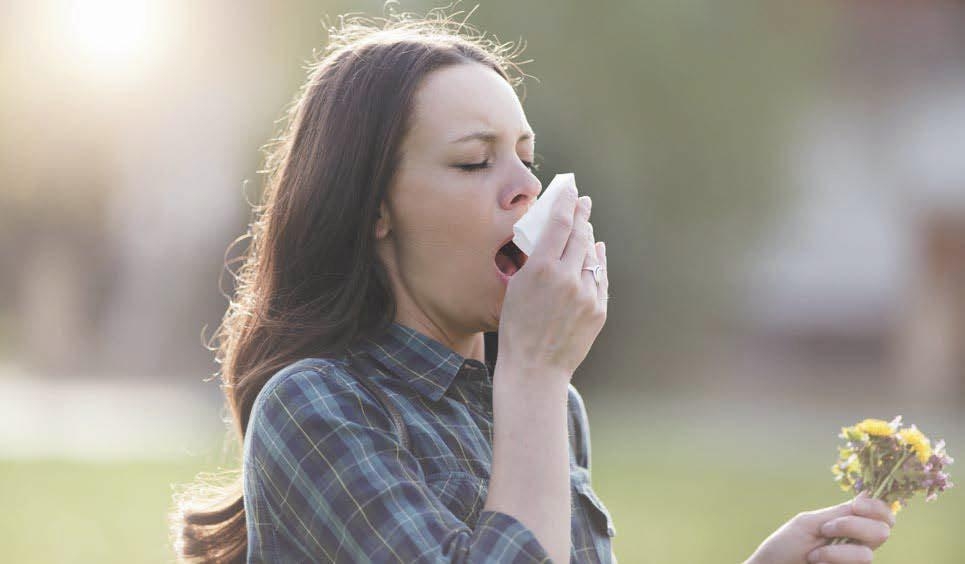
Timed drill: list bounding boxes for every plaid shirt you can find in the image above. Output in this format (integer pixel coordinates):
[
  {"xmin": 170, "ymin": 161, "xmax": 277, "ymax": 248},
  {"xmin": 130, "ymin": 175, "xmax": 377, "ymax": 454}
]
[{"xmin": 243, "ymin": 321, "xmax": 617, "ymax": 563}]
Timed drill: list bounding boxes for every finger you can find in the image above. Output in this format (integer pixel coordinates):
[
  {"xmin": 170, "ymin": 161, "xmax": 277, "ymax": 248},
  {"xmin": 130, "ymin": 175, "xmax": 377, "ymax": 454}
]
[
  {"xmin": 796, "ymin": 495, "xmax": 859, "ymax": 531},
  {"xmin": 531, "ymin": 179, "xmax": 579, "ymax": 261},
  {"xmin": 580, "ymin": 237, "xmax": 599, "ymax": 296},
  {"xmin": 580, "ymin": 257, "xmax": 597, "ymax": 294},
  {"xmin": 580, "ymin": 216, "xmax": 596, "ymax": 268},
  {"xmin": 561, "ymin": 197, "xmax": 592, "ymax": 274},
  {"xmin": 852, "ymin": 493, "xmax": 897, "ymax": 527},
  {"xmin": 821, "ymin": 516, "xmax": 891, "ymax": 549},
  {"xmin": 593, "ymin": 241, "xmax": 608, "ymax": 309},
  {"xmin": 807, "ymin": 543, "xmax": 873, "ymax": 564}
]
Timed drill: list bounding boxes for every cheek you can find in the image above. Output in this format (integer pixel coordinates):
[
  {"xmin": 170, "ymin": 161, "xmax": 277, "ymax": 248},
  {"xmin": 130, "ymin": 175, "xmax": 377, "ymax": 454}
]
[
  {"xmin": 406, "ymin": 189, "xmax": 487, "ymax": 240},
  {"xmin": 395, "ymin": 195, "xmax": 451, "ymax": 243},
  {"xmin": 409, "ymin": 204, "xmax": 468, "ymax": 248},
  {"xmin": 394, "ymin": 175, "xmax": 492, "ymax": 268}
]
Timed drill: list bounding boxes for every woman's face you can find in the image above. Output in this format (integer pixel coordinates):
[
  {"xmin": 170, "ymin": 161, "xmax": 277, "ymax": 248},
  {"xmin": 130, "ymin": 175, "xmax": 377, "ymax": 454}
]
[{"xmin": 375, "ymin": 62, "xmax": 541, "ymax": 336}]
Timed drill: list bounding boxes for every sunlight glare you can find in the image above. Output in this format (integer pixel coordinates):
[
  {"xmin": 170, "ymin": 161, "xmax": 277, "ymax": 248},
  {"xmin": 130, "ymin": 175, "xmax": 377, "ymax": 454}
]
[{"xmin": 65, "ymin": 0, "xmax": 160, "ymax": 71}]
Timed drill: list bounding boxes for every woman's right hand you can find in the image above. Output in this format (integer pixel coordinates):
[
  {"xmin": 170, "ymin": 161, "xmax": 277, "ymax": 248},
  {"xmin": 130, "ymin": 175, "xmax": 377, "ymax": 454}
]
[{"xmin": 497, "ymin": 182, "xmax": 608, "ymax": 381}]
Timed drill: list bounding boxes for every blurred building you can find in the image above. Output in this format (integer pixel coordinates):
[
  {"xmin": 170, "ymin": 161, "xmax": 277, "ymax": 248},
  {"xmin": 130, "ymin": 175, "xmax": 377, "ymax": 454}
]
[{"xmin": 743, "ymin": 1, "xmax": 965, "ymax": 403}]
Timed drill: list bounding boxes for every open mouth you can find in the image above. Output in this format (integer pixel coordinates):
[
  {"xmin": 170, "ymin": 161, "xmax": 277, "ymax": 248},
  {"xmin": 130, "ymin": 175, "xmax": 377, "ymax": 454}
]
[{"xmin": 495, "ymin": 239, "xmax": 528, "ymax": 277}]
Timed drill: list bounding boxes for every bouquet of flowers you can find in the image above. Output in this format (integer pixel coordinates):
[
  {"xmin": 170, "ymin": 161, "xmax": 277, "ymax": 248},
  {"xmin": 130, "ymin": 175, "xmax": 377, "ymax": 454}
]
[{"xmin": 829, "ymin": 416, "xmax": 954, "ymax": 545}]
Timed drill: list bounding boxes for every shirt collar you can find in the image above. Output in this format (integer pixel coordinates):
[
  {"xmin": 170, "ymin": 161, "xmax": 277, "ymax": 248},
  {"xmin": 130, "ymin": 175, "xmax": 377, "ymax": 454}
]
[{"xmin": 347, "ymin": 321, "xmax": 496, "ymax": 402}]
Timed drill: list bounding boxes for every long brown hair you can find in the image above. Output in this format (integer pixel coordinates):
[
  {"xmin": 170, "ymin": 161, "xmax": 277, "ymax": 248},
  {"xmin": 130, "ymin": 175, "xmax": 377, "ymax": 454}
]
[{"xmin": 168, "ymin": 4, "xmax": 531, "ymax": 563}]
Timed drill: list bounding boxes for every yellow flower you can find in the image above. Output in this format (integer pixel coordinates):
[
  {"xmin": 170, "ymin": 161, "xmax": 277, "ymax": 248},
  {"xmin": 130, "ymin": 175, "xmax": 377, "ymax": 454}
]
[
  {"xmin": 841, "ymin": 425, "xmax": 868, "ymax": 442},
  {"xmin": 891, "ymin": 500, "xmax": 902, "ymax": 514},
  {"xmin": 845, "ymin": 455, "xmax": 860, "ymax": 474},
  {"xmin": 856, "ymin": 418, "xmax": 894, "ymax": 437},
  {"xmin": 898, "ymin": 426, "xmax": 933, "ymax": 464}
]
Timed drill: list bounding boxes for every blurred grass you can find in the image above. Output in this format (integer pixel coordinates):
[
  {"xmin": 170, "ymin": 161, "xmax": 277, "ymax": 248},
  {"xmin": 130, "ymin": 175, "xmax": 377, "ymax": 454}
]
[
  {"xmin": 1, "ymin": 398, "xmax": 961, "ymax": 563},
  {"xmin": 593, "ymin": 434, "xmax": 964, "ymax": 563},
  {"xmin": 0, "ymin": 458, "xmax": 210, "ymax": 564},
  {"xmin": 589, "ymin": 393, "xmax": 965, "ymax": 564}
]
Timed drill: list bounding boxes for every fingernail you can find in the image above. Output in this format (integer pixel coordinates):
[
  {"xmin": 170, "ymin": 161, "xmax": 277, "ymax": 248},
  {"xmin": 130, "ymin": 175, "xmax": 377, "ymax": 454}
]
[{"xmin": 820, "ymin": 521, "xmax": 835, "ymax": 536}]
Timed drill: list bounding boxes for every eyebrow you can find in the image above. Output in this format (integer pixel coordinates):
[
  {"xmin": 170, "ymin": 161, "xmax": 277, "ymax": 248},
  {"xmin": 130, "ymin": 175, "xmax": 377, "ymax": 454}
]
[{"xmin": 450, "ymin": 130, "xmax": 535, "ymax": 144}]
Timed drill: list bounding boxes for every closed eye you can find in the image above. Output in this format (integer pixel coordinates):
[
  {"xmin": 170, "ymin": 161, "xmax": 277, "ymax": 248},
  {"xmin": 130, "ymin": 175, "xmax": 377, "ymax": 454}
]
[
  {"xmin": 456, "ymin": 159, "xmax": 537, "ymax": 173},
  {"xmin": 456, "ymin": 161, "xmax": 489, "ymax": 172}
]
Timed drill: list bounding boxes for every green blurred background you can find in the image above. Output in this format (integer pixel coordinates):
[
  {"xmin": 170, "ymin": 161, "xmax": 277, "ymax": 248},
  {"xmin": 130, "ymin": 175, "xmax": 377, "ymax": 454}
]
[{"xmin": 2, "ymin": 0, "xmax": 964, "ymax": 562}]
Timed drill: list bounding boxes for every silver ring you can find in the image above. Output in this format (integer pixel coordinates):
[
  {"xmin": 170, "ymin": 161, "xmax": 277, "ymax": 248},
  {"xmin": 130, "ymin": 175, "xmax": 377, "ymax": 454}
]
[{"xmin": 582, "ymin": 264, "xmax": 605, "ymax": 284}]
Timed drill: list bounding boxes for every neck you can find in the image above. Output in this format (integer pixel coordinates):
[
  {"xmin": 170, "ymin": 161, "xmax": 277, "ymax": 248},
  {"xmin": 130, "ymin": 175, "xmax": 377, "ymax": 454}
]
[{"xmin": 394, "ymin": 310, "xmax": 486, "ymax": 364}]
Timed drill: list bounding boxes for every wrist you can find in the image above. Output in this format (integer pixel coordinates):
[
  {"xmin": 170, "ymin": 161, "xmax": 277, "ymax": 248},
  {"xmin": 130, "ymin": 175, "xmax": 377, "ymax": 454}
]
[{"xmin": 494, "ymin": 357, "xmax": 571, "ymax": 393}]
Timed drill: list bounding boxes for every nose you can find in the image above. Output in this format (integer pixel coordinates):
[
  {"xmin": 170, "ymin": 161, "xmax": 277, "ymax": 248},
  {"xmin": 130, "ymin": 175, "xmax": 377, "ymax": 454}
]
[{"xmin": 501, "ymin": 164, "xmax": 541, "ymax": 210}]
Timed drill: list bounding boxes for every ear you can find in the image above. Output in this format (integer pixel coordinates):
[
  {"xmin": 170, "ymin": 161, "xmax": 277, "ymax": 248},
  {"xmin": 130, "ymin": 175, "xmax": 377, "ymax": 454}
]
[{"xmin": 374, "ymin": 199, "xmax": 391, "ymax": 240}]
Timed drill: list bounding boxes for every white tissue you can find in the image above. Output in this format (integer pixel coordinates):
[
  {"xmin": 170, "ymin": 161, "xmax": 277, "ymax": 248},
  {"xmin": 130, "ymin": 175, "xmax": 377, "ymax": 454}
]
[{"xmin": 512, "ymin": 173, "xmax": 578, "ymax": 256}]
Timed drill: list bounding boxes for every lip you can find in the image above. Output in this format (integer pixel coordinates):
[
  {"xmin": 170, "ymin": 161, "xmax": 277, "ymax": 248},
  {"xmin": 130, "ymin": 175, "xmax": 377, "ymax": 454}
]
[
  {"xmin": 495, "ymin": 262, "xmax": 512, "ymax": 285},
  {"xmin": 493, "ymin": 231, "xmax": 531, "ymax": 277},
  {"xmin": 494, "ymin": 233, "xmax": 515, "ymax": 258},
  {"xmin": 494, "ymin": 234, "xmax": 514, "ymax": 285}
]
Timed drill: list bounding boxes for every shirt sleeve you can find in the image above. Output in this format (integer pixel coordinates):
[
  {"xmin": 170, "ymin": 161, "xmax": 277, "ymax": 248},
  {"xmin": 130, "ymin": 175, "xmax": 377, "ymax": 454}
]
[
  {"xmin": 245, "ymin": 364, "xmax": 554, "ymax": 563},
  {"xmin": 567, "ymin": 384, "xmax": 592, "ymax": 471}
]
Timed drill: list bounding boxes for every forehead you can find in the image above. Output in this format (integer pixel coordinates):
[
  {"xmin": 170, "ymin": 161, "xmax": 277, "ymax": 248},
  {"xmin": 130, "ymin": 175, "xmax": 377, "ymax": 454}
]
[{"xmin": 408, "ymin": 62, "xmax": 531, "ymax": 143}]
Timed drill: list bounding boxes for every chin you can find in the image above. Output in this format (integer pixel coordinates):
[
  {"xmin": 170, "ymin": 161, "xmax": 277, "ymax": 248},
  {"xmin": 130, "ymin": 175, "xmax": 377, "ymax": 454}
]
[
  {"xmin": 482, "ymin": 314, "xmax": 500, "ymax": 333},
  {"xmin": 487, "ymin": 299, "xmax": 504, "ymax": 330}
]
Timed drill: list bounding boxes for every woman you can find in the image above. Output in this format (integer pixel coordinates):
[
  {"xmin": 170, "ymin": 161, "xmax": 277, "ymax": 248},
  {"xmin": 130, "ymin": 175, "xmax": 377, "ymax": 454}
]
[{"xmin": 171, "ymin": 8, "xmax": 896, "ymax": 564}]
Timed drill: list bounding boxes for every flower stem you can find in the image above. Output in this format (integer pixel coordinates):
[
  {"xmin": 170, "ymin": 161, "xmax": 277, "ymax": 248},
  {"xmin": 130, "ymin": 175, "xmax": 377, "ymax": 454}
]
[
  {"xmin": 828, "ymin": 448, "xmax": 912, "ymax": 546},
  {"xmin": 872, "ymin": 450, "xmax": 911, "ymax": 499}
]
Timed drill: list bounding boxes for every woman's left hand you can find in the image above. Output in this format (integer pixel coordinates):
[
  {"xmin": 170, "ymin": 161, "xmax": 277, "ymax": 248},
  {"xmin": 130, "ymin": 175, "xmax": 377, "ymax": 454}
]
[{"xmin": 744, "ymin": 490, "xmax": 895, "ymax": 564}]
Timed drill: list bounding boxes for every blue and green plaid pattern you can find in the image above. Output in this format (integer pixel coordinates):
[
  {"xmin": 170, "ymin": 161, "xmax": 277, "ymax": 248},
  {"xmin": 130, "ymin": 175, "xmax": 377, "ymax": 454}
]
[{"xmin": 243, "ymin": 321, "xmax": 617, "ymax": 562}]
